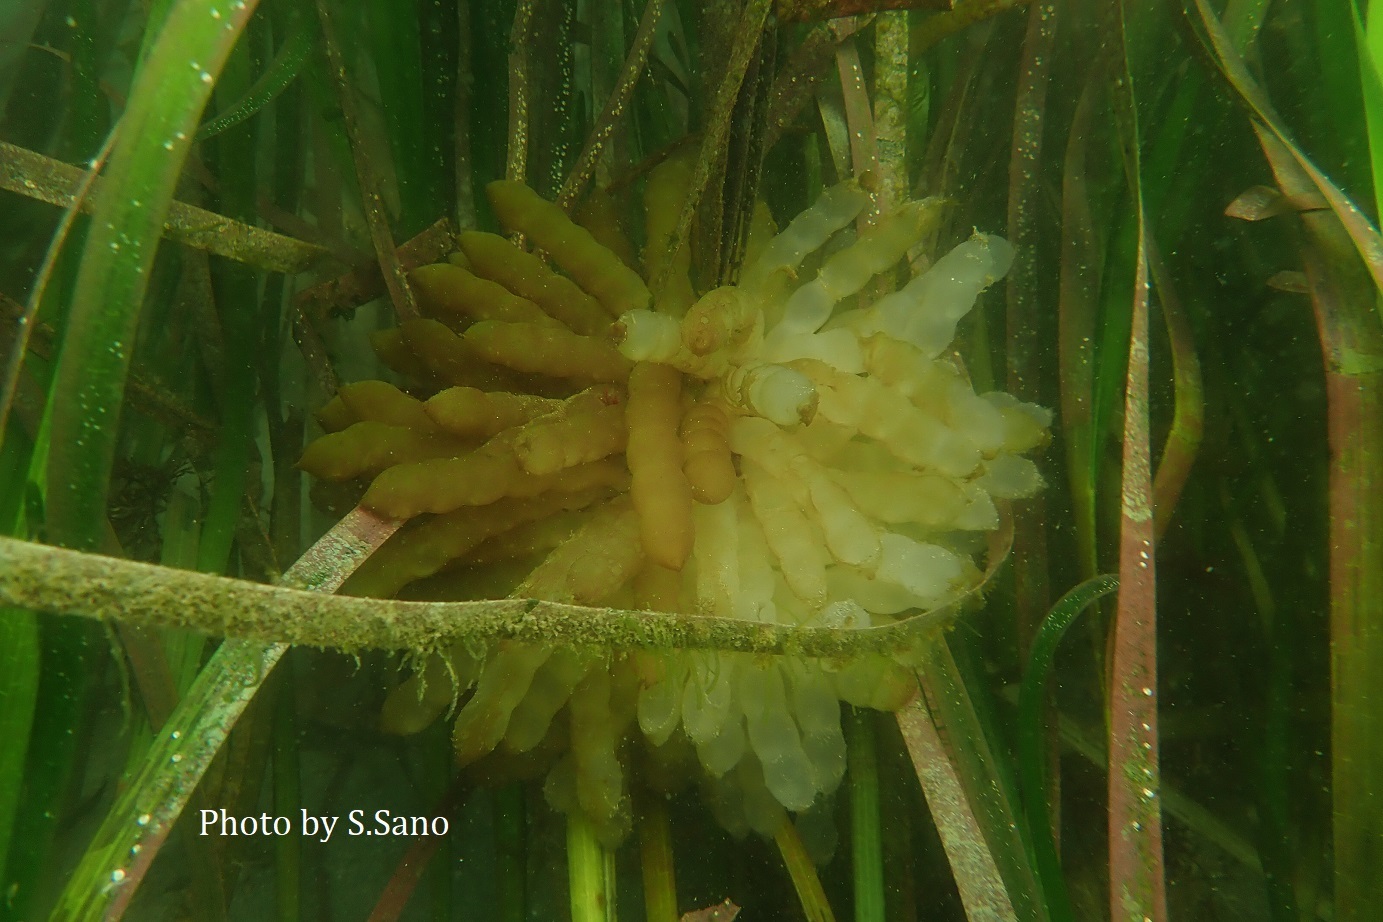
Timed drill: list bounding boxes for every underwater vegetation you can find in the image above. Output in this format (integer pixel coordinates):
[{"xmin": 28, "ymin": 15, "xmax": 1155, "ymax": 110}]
[{"xmin": 0, "ymin": 0, "xmax": 1381, "ymax": 921}]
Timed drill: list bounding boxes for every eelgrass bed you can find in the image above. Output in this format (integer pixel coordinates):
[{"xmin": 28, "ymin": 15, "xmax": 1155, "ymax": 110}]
[{"xmin": 0, "ymin": 1, "xmax": 1379, "ymax": 920}]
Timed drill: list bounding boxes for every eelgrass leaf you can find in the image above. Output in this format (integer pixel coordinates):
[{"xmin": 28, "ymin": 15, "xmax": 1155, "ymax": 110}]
[
  {"xmin": 568, "ymin": 812, "xmax": 618, "ymax": 922},
  {"xmin": 774, "ymin": 819, "xmax": 837, "ymax": 922},
  {"xmin": 846, "ymin": 707, "xmax": 884, "ymax": 922},
  {"xmin": 0, "ymin": 140, "xmax": 331, "ymax": 274},
  {"xmin": 896, "ymin": 653, "xmax": 1022, "ymax": 922},
  {"xmin": 1015, "ymin": 574, "xmax": 1119, "ymax": 922},
  {"xmin": 51, "ymin": 506, "xmax": 400, "ymax": 920},
  {"xmin": 1147, "ymin": 240, "xmax": 1204, "ymax": 540},
  {"xmin": 659, "ymin": 0, "xmax": 773, "ymax": 296},
  {"xmin": 1352, "ymin": 3, "xmax": 1383, "ymax": 228},
  {"xmin": 1107, "ymin": 4, "xmax": 1168, "ymax": 918},
  {"xmin": 1057, "ymin": 78, "xmax": 1104, "ymax": 579},
  {"xmin": 1249, "ymin": 111, "xmax": 1383, "ymax": 922},
  {"xmin": 0, "ymin": 129, "xmax": 116, "ymax": 460},
  {"xmin": 1189, "ymin": 0, "xmax": 1383, "ymax": 312},
  {"xmin": 195, "ymin": 12, "xmax": 313, "ymax": 142},
  {"xmin": 1005, "ymin": 0, "xmax": 1057, "ymax": 639},
  {"xmin": 197, "ymin": 30, "xmax": 263, "ymax": 578},
  {"xmin": 365, "ymin": 778, "xmax": 469, "ymax": 922},
  {"xmin": 360, "ymin": 0, "xmax": 437, "ymax": 236},
  {"xmin": 557, "ymin": 0, "xmax": 666, "ymax": 211},
  {"xmin": 637, "ymin": 791, "xmax": 678, "ymax": 922},
  {"xmin": 0, "ymin": 0, "xmax": 49, "ymax": 117},
  {"xmin": 43, "ymin": 0, "xmax": 261, "ymax": 554},
  {"xmin": 0, "ymin": 428, "xmax": 39, "ymax": 898},
  {"xmin": 0, "ymin": 607, "xmax": 37, "ymax": 902},
  {"xmin": 313, "ymin": 0, "xmax": 419, "ymax": 323},
  {"xmin": 505, "ymin": 0, "xmax": 537, "ymax": 185}
]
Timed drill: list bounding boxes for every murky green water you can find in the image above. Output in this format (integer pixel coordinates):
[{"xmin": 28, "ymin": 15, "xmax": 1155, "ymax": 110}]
[{"xmin": 1, "ymin": 1, "xmax": 1378, "ymax": 920}]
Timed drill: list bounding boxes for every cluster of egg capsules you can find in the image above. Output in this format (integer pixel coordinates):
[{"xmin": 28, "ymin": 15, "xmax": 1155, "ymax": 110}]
[{"xmin": 298, "ymin": 162, "xmax": 1048, "ymax": 845}]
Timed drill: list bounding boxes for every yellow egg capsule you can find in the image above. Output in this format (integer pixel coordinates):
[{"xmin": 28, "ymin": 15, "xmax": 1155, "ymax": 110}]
[
  {"xmin": 463, "ymin": 320, "xmax": 633, "ymax": 384},
  {"xmin": 409, "ymin": 262, "xmax": 562, "ymax": 329},
  {"xmin": 398, "ymin": 319, "xmax": 536, "ymax": 392},
  {"xmin": 362, "ymin": 416, "xmax": 627, "ymax": 518},
  {"xmin": 681, "ymin": 287, "xmax": 759, "ymax": 357},
  {"xmin": 515, "ymin": 497, "xmax": 643, "ymax": 605},
  {"xmin": 513, "ymin": 386, "xmax": 628, "ymax": 476},
  {"xmin": 632, "ymin": 561, "xmax": 684, "ymax": 613},
  {"xmin": 625, "ymin": 362, "xmax": 695, "ymax": 570},
  {"xmin": 464, "ymin": 508, "xmax": 595, "ymax": 568},
  {"xmin": 738, "ymin": 180, "xmax": 870, "ymax": 296},
  {"xmin": 487, "ymin": 180, "xmax": 651, "ymax": 318},
  {"xmin": 828, "ymin": 468, "xmax": 971, "ymax": 529},
  {"xmin": 794, "ymin": 358, "xmax": 981, "ymax": 478},
  {"xmin": 573, "ymin": 188, "xmax": 637, "ymax": 269},
  {"xmin": 424, "ymin": 387, "xmax": 561, "ymax": 438},
  {"xmin": 772, "ymin": 198, "xmax": 941, "ymax": 339},
  {"xmin": 642, "ymin": 156, "xmax": 696, "ymax": 314},
  {"xmin": 452, "ymin": 643, "xmax": 554, "ymax": 765},
  {"xmin": 722, "ymin": 362, "xmax": 818, "ymax": 427},
  {"xmin": 680, "ymin": 399, "xmax": 736, "ymax": 505},
  {"xmin": 731, "ymin": 417, "xmax": 879, "ymax": 569},
  {"xmin": 380, "ymin": 649, "xmax": 482, "ymax": 736},
  {"xmin": 314, "ymin": 396, "xmax": 355, "ymax": 433},
  {"xmin": 334, "ymin": 380, "xmax": 436, "ymax": 431},
  {"xmin": 363, "ymin": 445, "xmax": 522, "ymax": 519},
  {"xmin": 741, "ymin": 459, "xmax": 828, "ymax": 606},
  {"xmin": 369, "ymin": 328, "xmax": 438, "ymax": 386},
  {"xmin": 296, "ymin": 422, "xmax": 474, "ymax": 482},
  {"xmin": 345, "ymin": 486, "xmax": 616, "ymax": 599},
  {"xmin": 738, "ymin": 199, "xmax": 779, "ymax": 271},
  {"xmin": 981, "ymin": 392, "xmax": 1053, "ymax": 452},
  {"xmin": 457, "ymin": 231, "xmax": 611, "ymax": 336}
]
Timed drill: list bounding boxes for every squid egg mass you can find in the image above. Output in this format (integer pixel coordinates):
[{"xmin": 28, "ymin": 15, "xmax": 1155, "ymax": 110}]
[{"xmin": 299, "ymin": 168, "xmax": 1048, "ymax": 845}]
